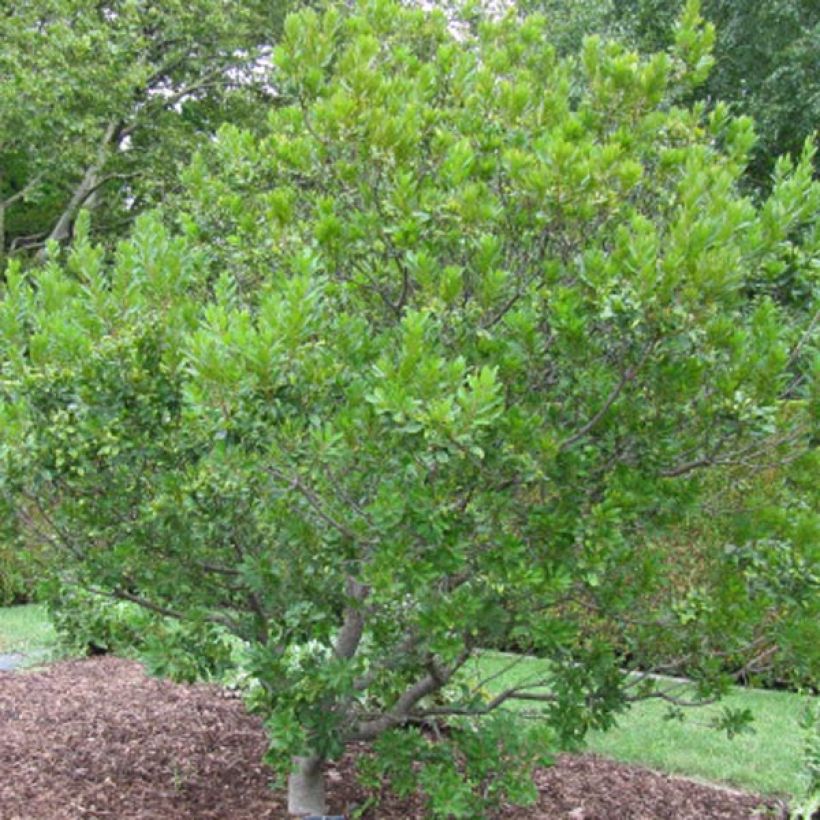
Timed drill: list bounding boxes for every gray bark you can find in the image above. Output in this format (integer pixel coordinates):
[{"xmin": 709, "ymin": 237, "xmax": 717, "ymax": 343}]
[
  {"xmin": 288, "ymin": 754, "xmax": 326, "ymax": 816},
  {"xmin": 37, "ymin": 120, "xmax": 119, "ymax": 259},
  {"xmin": 333, "ymin": 577, "xmax": 368, "ymax": 660}
]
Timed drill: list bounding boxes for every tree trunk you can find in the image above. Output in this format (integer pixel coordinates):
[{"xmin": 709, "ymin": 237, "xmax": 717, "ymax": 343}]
[
  {"xmin": 37, "ymin": 120, "xmax": 119, "ymax": 260},
  {"xmin": 288, "ymin": 754, "xmax": 326, "ymax": 816}
]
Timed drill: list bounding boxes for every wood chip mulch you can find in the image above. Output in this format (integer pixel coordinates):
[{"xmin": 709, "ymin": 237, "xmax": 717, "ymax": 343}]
[{"xmin": 0, "ymin": 657, "xmax": 788, "ymax": 818}]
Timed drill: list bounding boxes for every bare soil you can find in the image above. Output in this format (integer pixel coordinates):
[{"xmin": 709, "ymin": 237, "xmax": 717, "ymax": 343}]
[{"xmin": 0, "ymin": 657, "xmax": 788, "ymax": 818}]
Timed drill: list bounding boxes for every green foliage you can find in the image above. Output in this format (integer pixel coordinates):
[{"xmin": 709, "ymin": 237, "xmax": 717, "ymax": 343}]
[
  {"xmin": 0, "ymin": 500, "xmax": 48, "ymax": 604},
  {"xmin": 47, "ymin": 584, "xmax": 159, "ymax": 657},
  {"xmin": 357, "ymin": 716, "xmax": 552, "ymax": 817},
  {"xmin": 520, "ymin": 0, "xmax": 820, "ymax": 188},
  {"xmin": 0, "ymin": 543, "xmax": 39, "ymax": 605},
  {"xmin": 47, "ymin": 583, "xmax": 239, "ymax": 683},
  {"xmin": 0, "ymin": 0, "xmax": 817, "ymax": 812}
]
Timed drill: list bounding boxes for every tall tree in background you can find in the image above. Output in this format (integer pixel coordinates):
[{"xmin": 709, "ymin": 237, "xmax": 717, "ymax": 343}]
[{"xmin": 0, "ymin": 0, "xmax": 290, "ymax": 262}]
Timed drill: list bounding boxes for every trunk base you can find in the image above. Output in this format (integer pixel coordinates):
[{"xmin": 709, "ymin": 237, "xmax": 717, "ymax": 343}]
[{"xmin": 288, "ymin": 754, "xmax": 327, "ymax": 817}]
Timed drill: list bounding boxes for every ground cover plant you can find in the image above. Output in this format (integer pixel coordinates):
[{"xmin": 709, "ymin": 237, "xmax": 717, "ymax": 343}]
[{"xmin": 0, "ymin": 0, "xmax": 817, "ymax": 815}]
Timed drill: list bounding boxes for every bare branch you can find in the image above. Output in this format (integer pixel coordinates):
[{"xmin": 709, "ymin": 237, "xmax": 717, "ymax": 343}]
[
  {"xmin": 1, "ymin": 173, "xmax": 44, "ymax": 209},
  {"xmin": 38, "ymin": 120, "xmax": 121, "ymax": 256},
  {"xmin": 267, "ymin": 466, "xmax": 373, "ymax": 546}
]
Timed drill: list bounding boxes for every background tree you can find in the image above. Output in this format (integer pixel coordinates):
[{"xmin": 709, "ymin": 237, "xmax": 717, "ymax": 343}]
[
  {"xmin": 0, "ymin": 0, "xmax": 817, "ymax": 815},
  {"xmin": 0, "ymin": 0, "xmax": 291, "ymax": 263}
]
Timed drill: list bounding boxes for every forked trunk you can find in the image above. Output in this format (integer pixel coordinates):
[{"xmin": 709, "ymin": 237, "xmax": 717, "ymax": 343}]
[{"xmin": 288, "ymin": 754, "xmax": 326, "ymax": 816}]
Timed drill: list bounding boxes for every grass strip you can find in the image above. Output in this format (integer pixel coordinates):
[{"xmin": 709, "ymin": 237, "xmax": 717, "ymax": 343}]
[{"xmin": 469, "ymin": 651, "xmax": 811, "ymax": 797}]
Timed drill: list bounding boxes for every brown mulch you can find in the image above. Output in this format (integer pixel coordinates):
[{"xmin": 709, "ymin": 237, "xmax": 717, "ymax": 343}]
[{"xmin": 0, "ymin": 657, "xmax": 787, "ymax": 819}]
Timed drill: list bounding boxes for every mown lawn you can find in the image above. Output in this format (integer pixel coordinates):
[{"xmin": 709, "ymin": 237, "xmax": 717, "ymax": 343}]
[
  {"xmin": 466, "ymin": 651, "xmax": 812, "ymax": 798},
  {"xmin": 0, "ymin": 603, "xmax": 56, "ymax": 654}
]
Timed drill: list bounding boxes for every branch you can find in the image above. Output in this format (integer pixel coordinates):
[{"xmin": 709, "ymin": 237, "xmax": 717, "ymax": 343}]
[
  {"xmin": 15, "ymin": 489, "xmax": 86, "ymax": 562},
  {"xmin": 82, "ymin": 171, "xmax": 140, "ymax": 199},
  {"xmin": 625, "ymin": 689, "xmax": 719, "ymax": 708},
  {"xmin": 418, "ymin": 683, "xmax": 557, "ymax": 718},
  {"xmin": 353, "ymin": 631, "xmax": 421, "ymax": 691},
  {"xmin": 38, "ymin": 120, "xmax": 121, "ymax": 256},
  {"xmin": 560, "ymin": 338, "xmax": 658, "ymax": 452},
  {"xmin": 1, "ymin": 173, "xmax": 44, "ymax": 209},
  {"xmin": 660, "ymin": 425, "xmax": 808, "ymax": 478},
  {"xmin": 9, "ymin": 230, "xmax": 48, "ymax": 252},
  {"xmin": 784, "ymin": 308, "xmax": 819, "ymax": 372},
  {"xmin": 480, "ymin": 232, "xmax": 551, "ymax": 331},
  {"xmin": 119, "ymin": 68, "xmax": 227, "ymax": 140},
  {"xmin": 98, "ymin": 586, "xmax": 186, "ymax": 621},
  {"xmin": 351, "ymin": 650, "xmax": 471, "ymax": 740},
  {"xmin": 334, "ymin": 577, "xmax": 369, "ymax": 660},
  {"xmin": 268, "ymin": 466, "xmax": 373, "ymax": 546},
  {"xmin": 105, "ymin": 585, "xmax": 240, "ymax": 633}
]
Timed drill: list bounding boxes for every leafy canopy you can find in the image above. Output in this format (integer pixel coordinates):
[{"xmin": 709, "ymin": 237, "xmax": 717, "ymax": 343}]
[
  {"xmin": 519, "ymin": 0, "xmax": 820, "ymax": 188},
  {"xmin": 1, "ymin": 0, "xmax": 817, "ymax": 814}
]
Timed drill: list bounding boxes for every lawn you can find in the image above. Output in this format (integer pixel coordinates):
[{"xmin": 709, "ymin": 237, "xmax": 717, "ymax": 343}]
[
  {"xmin": 464, "ymin": 651, "xmax": 813, "ymax": 798},
  {"xmin": 1, "ymin": 605, "xmax": 813, "ymax": 799},
  {"xmin": 0, "ymin": 602, "xmax": 57, "ymax": 655}
]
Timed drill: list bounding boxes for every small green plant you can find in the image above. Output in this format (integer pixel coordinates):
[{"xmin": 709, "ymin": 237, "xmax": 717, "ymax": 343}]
[
  {"xmin": 140, "ymin": 618, "xmax": 237, "ymax": 683},
  {"xmin": 47, "ymin": 582, "xmax": 239, "ymax": 683},
  {"xmin": 0, "ymin": 545, "xmax": 31, "ymax": 605},
  {"xmin": 356, "ymin": 715, "xmax": 553, "ymax": 818},
  {"xmin": 791, "ymin": 702, "xmax": 820, "ymax": 819},
  {"xmin": 0, "ymin": 537, "xmax": 46, "ymax": 606}
]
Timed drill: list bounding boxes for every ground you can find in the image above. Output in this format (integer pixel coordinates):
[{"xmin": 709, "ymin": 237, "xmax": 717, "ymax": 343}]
[{"xmin": 0, "ymin": 657, "xmax": 787, "ymax": 818}]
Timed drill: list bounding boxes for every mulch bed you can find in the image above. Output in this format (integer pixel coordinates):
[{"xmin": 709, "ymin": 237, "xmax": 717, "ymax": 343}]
[{"xmin": 0, "ymin": 657, "xmax": 787, "ymax": 818}]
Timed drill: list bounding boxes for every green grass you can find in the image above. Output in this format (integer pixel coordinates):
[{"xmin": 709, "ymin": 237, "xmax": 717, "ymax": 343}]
[
  {"xmin": 469, "ymin": 651, "xmax": 813, "ymax": 798},
  {"xmin": 586, "ymin": 682, "xmax": 808, "ymax": 797},
  {"xmin": 0, "ymin": 603, "xmax": 57, "ymax": 654}
]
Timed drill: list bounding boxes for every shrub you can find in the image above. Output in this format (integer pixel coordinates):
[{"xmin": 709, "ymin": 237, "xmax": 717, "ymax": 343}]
[{"xmin": 1, "ymin": 0, "xmax": 817, "ymax": 813}]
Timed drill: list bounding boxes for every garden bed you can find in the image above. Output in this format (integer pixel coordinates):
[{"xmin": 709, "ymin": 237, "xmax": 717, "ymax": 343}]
[{"xmin": 0, "ymin": 657, "xmax": 788, "ymax": 818}]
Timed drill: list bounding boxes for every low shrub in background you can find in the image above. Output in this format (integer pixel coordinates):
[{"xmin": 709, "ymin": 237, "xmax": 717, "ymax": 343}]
[
  {"xmin": 45, "ymin": 582, "xmax": 239, "ymax": 683},
  {"xmin": 0, "ymin": 540, "xmax": 45, "ymax": 606},
  {"xmin": 46, "ymin": 584, "xmax": 158, "ymax": 657}
]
